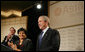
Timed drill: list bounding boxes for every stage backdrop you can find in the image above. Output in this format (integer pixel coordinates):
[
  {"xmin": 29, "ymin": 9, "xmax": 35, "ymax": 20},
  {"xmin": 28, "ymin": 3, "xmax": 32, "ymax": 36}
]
[{"xmin": 49, "ymin": 1, "xmax": 84, "ymax": 51}]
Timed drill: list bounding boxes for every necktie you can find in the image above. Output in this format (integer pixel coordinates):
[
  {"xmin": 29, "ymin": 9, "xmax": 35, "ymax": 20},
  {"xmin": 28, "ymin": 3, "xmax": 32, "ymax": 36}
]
[{"xmin": 39, "ymin": 31, "xmax": 43, "ymax": 48}]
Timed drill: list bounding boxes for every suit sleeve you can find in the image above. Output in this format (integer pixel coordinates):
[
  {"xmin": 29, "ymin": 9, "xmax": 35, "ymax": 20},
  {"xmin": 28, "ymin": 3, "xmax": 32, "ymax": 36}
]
[
  {"xmin": 23, "ymin": 39, "xmax": 33, "ymax": 51},
  {"xmin": 12, "ymin": 35, "xmax": 19, "ymax": 44},
  {"xmin": 51, "ymin": 30, "xmax": 60, "ymax": 51},
  {"xmin": 1, "ymin": 36, "xmax": 7, "ymax": 44}
]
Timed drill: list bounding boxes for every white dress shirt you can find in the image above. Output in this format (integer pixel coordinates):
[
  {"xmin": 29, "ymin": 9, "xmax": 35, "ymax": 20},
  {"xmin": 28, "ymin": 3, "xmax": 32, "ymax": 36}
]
[{"xmin": 42, "ymin": 26, "xmax": 49, "ymax": 38}]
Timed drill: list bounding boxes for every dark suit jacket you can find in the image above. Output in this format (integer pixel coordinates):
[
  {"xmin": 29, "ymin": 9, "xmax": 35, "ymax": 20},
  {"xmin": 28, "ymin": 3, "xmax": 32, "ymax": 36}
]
[
  {"xmin": 36, "ymin": 28, "xmax": 60, "ymax": 51},
  {"xmin": 15, "ymin": 38, "xmax": 33, "ymax": 51},
  {"xmin": 1, "ymin": 35, "xmax": 19, "ymax": 46}
]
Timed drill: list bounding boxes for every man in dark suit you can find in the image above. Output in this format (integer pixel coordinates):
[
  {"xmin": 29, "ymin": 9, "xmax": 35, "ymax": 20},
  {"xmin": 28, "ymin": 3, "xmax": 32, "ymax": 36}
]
[
  {"xmin": 36, "ymin": 16, "xmax": 60, "ymax": 51},
  {"xmin": 1, "ymin": 27, "xmax": 19, "ymax": 47}
]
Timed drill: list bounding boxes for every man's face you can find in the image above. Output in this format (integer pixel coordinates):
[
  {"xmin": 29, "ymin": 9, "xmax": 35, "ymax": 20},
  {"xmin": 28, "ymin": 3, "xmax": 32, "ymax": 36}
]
[
  {"xmin": 38, "ymin": 17, "xmax": 47, "ymax": 30},
  {"xmin": 10, "ymin": 28, "xmax": 15, "ymax": 35}
]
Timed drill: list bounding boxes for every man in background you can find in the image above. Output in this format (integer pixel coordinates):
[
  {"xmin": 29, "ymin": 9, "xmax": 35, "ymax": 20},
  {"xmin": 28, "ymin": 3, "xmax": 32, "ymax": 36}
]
[
  {"xmin": 36, "ymin": 15, "xmax": 60, "ymax": 51},
  {"xmin": 1, "ymin": 27, "xmax": 19, "ymax": 47}
]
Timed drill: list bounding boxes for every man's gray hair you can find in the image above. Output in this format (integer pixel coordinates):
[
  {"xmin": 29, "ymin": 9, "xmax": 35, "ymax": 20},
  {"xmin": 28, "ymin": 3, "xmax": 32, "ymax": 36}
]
[
  {"xmin": 39, "ymin": 15, "xmax": 50, "ymax": 26},
  {"xmin": 10, "ymin": 27, "xmax": 16, "ymax": 32}
]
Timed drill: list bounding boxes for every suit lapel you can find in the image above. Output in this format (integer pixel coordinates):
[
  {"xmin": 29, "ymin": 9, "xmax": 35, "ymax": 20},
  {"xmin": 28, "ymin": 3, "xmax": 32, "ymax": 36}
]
[
  {"xmin": 37, "ymin": 28, "xmax": 51, "ymax": 48},
  {"xmin": 41, "ymin": 28, "xmax": 50, "ymax": 44}
]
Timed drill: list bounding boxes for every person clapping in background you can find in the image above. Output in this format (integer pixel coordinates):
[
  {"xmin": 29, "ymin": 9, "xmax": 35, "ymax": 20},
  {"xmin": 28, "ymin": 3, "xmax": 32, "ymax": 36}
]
[
  {"xmin": 1, "ymin": 27, "xmax": 19, "ymax": 47},
  {"xmin": 9, "ymin": 28, "xmax": 33, "ymax": 51}
]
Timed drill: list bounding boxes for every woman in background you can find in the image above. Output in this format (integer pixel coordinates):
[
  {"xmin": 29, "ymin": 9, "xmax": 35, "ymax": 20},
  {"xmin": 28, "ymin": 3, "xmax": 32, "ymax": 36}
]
[{"xmin": 10, "ymin": 28, "xmax": 33, "ymax": 51}]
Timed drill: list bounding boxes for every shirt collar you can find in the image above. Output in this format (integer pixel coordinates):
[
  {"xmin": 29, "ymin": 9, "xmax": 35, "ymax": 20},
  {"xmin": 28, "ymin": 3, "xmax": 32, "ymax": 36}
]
[{"xmin": 42, "ymin": 26, "xmax": 49, "ymax": 33}]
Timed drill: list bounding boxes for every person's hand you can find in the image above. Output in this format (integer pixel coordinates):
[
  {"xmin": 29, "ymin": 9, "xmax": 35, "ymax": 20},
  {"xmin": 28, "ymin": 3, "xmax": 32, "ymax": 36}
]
[
  {"xmin": 8, "ymin": 41, "xmax": 11, "ymax": 46},
  {"xmin": 12, "ymin": 44, "xmax": 18, "ymax": 50},
  {"xmin": 8, "ymin": 41, "xmax": 13, "ymax": 47},
  {"xmin": 7, "ymin": 33, "xmax": 12, "ymax": 40},
  {"xmin": 11, "ymin": 43, "xmax": 21, "ymax": 51}
]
